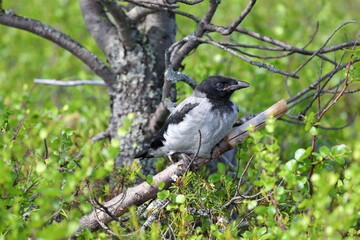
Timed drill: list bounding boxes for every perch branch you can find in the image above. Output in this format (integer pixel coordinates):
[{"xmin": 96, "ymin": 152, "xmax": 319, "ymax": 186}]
[{"xmin": 79, "ymin": 99, "xmax": 288, "ymax": 232}]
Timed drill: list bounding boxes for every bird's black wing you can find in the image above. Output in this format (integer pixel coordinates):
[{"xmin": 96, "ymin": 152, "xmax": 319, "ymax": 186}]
[
  {"xmin": 150, "ymin": 102, "xmax": 200, "ymax": 150},
  {"xmin": 134, "ymin": 149, "xmax": 152, "ymax": 159}
]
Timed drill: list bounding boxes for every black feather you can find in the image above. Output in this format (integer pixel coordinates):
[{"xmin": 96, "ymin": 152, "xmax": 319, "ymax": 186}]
[
  {"xmin": 134, "ymin": 149, "xmax": 153, "ymax": 159},
  {"xmin": 135, "ymin": 102, "xmax": 199, "ymax": 159},
  {"xmin": 150, "ymin": 102, "xmax": 199, "ymax": 150}
]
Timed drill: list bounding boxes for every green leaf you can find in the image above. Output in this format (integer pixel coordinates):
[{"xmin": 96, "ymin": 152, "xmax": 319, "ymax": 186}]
[
  {"xmin": 285, "ymin": 159, "xmax": 297, "ymax": 171},
  {"xmin": 276, "ymin": 186, "xmax": 285, "ymax": 195},
  {"xmin": 247, "ymin": 200, "xmax": 258, "ymax": 210},
  {"xmin": 309, "ymin": 126, "xmax": 318, "ymax": 136},
  {"xmin": 331, "ymin": 144, "xmax": 348, "ymax": 155},
  {"xmin": 319, "ymin": 145, "xmax": 330, "ymax": 157},
  {"xmin": 175, "ymin": 194, "xmax": 186, "ymax": 204},
  {"xmin": 304, "ymin": 112, "xmax": 315, "ymax": 131},
  {"xmin": 157, "ymin": 190, "xmax": 170, "ymax": 200},
  {"xmin": 295, "ymin": 148, "xmax": 306, "ymax": 161},
  {"xmin": 255, "ymin": 206, "xmax": 267, "ymax": 215},
  {"xmin": 63, "ymin": 128, "xmax": 74, "ymax": 136},
  {"xmin": 166, "ymin": 203, "xmax": 178, "ymax": 210},
  {"xmin": 158, "ymin": 182, "xmax": 165, "ymax": 190},
  {"xmin": 36, "ymin": 162, "xmax": 47, "ymax": 174},
  {"xmin": 267, "ymin": 206, "xmax": 276, "ymax": 216},
  {"xmin": 146, "ymin": 175, "xmax": 154, "ymax": 185}
]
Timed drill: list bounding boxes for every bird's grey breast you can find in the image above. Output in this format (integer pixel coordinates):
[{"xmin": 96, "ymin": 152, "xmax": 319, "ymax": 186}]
[{"xmin": 162, "ymin": 94, "xmax": 238, "ymax": 157}]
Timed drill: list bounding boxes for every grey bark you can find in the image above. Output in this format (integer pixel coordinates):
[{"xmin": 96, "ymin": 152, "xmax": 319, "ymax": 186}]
[{"xmin": 79, "ymin": 0, "xmax": 176, "ymax": 167}]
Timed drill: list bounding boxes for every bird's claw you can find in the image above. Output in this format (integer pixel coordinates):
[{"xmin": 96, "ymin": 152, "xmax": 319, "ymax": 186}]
[{"xmin": 180, "ymin": 153, "xmax": 195, "ymax": 171}]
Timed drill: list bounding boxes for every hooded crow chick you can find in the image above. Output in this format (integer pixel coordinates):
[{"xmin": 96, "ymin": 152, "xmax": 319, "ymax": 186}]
[{"xmin": 135, "ymin": 75, "xmax": 250, "ymax": 160}]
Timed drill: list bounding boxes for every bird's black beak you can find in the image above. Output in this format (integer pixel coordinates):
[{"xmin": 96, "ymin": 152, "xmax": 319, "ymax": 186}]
[{"xmin": 225, "ymin": 80, "xmax": 250, "ymax": 91}]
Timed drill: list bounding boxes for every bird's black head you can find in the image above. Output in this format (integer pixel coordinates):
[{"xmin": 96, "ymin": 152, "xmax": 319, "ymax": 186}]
[{"xmin": 196, "ymin": 75, "xmax": 250, "ymax": 102}]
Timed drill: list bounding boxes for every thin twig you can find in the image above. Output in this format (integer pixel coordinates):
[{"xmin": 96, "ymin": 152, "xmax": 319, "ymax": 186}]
[
  {"xmin": 43, "ymin": 139, "xmax": 48, "ymax": 159},
  {"xmin": 269, "ymin": 193, "xmax": 286, "ymax": 231},
  {"xmin": 91, "ymin": 129, "xmax": 111, "ymax": 143},
  {"xmin": 219, "ymin": 0, "xmax": 257, "ymax": 35},
  {"xmin": 298, "ymin": 53, "xmax": 346, "ymax": 117},
  {"xmin": 11, "ymin": 114, "xmax": 27, "ymax": 141},
  {"xmin": 0, "ymin": 11, "xmax": 116, "ymax": 85},
  {"xmin": 184, "ymin": 130, "xmax": 202, "ymax": 174},
  {"xmin": 279, "ymin": 117, "xmax": 354, "ymax": 130},
  {"xmin": 287, "ymin": 57, "xmax": 360, "ymax": 104},
  {"xmin": 236, "ymin": 155, "xmax": 254, "ymax": 196},
  {"xmin": 167, "ymin": 0, "xmax": 204, "ymax": 5},
  {"xmin": 34, "ymin": 79, "xmax": 106, "ymax": 86},
  {"xmin": 194, "ymin": 37, "xmax": 299, "ymax": 78},
  {"xmin": 291, "ymin": 21, "xmax": 355, "ymax": 78}
]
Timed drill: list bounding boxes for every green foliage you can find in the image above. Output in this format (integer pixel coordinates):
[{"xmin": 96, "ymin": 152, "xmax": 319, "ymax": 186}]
[
  {"xmin": 0, "ymin": 87, "xmax": 113, "ymax": 239},
  {"xmin": 126, "ymin": 116, "xmax": 358, "ymax": 239}
]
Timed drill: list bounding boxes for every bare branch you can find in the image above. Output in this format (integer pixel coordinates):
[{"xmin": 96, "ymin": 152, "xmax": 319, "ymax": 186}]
[
  {"xmin": 279, "ymin": 117, "xmax": 355, "ymax": 130},
  {"xmin": 79, "ymin": 99, "xmax": 288, "ymax": 231},
  {"xmin": 228, "ymin": 27, "xmax": 337, "ymax": 64},
  {"xmin": 126, "ymin": 0, "xmax": 201, "ymax": 23},
  {"xmin": 125, "ymin": 0, "xmax": 179, "ymax": 8},
  {"xmin": 34, "ymin": 79, "xmax": 106, "ymax": 86},
  {"xmin": 0, "ymin": 10, "xmax": 116, "ymax": 85},
  {"xmin": 91, "ymin": 129, "xmax": 111, "ymax": 143},
  {"xmin": 219, "ymin": 0, "xmax": 257, "ymax": 35},
  {"xmin": 322, "ymin": 40, "xmax": 360, "ymax": 53},
  {"xmin": 164, "ymin": 66, "xmax": 197, "ymax": 90},
  {"xmin": 165, "ymin": 0, "xmax": 204, "ymax": 5},
  {"xmin": 286, "ymin": 57, "xmax": 360, "ymax": 105},
  {"xmin": 79, "ymin": 0, "xmax": 122, "ymax": 59},
  {"xmin": 201, "ymin": 0, "xmax": 219, "ymax": 23},
  {"xmin": 291, "ymin": 21, "xmax": 356, "ymax": 77},
  {"xmin": 318, "ymin": 60, "xmax": 353, "ymax": 120},
  {"xmin": 298, "ymin": 53, "xmax": 347, "ymax": 117},
  {"xmin": 127, "ymin": 6, "xmax": 157, "ymax": 21},
  {"xmin": 99, "ymin": 0, "xmax": 135, "ymax": 48},
  {"xmin": 194, "ymin": 37, "xmax": 299, "ymax": 79}
]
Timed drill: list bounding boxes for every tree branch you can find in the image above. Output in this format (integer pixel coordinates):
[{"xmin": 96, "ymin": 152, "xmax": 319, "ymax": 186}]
[
  {"xmin": 0, "ymin": 10, "xmax": 116, "ymax": 85},
  {"xmin": 79, "ymin": 99, "xmax": 288, "ymax": 231},
  {"xmin": 79, "ymin": 0, "xmax": 122, "ymax": 60},
  {"xmin": 219, "ymin": 0, "xmax": 257, "ymax": 35},
  {"xmin": 127, "ymin": 6, "xmax": 157, "ymax": 22},
  {"xmin": 34, "ymin": 79, "xmax": 106, "ymax": 86},
  {"xmin": 286, "ymin": 57, "xmax": 360, "ymax": 105},
  {"xmin": 98, "ymin": 0, "xmax": 135, "ymax": 49},
  {"xmin": 165, "ymin": 0, "xmax": 204, "ymax": 5},
  {"xmin": 194, "ymin": 37, "xmax": 299, "ymax": 78}
]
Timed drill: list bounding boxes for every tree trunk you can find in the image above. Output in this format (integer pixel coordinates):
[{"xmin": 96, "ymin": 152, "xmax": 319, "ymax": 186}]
[{"xmin": 79, "ymin": 1, "xmax": 176, "ymax": 169}]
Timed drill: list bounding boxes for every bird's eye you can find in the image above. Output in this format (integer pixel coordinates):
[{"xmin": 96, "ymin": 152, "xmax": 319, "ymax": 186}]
[{"xmin": 215, "ymin": 82, "xmax": 224, "ymax": 88}]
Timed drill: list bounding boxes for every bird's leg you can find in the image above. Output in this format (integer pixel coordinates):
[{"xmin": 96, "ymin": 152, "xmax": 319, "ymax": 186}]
[
  {"xmin": 180, "ymin": 153, "xmax": 196, "ymax": 172},
  {"xmin": 167, "ymin": 154, "xmax": 175, "ymax": 164}
]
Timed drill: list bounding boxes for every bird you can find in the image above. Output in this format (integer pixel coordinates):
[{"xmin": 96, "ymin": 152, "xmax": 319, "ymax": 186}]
[{"xmin": 135, "ymin": 75, "xmax": 250, "ymax": 160}]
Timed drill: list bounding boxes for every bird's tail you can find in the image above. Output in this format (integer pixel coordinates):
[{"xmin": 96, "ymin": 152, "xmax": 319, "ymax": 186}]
[{"xmin": 134, "ymin": 149, "xmax": 153, "ymax": 159}]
